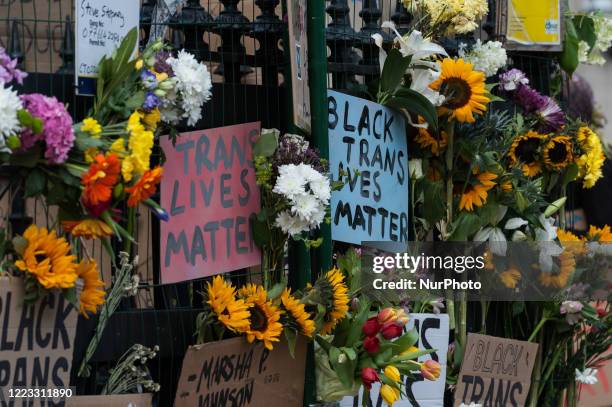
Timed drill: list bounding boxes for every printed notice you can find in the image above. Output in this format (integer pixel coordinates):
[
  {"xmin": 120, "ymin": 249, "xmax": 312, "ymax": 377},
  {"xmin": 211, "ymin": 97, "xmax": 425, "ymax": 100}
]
[{"xmin": 507, "ymin": 0, "xmax": 561, "ymax": 47}]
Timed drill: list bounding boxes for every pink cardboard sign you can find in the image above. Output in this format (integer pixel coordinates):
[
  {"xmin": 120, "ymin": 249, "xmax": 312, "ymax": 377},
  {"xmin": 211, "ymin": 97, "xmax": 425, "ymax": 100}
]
[{"xmin": 160, "ymin": 122, "xmax": 262, "ymax": 284}]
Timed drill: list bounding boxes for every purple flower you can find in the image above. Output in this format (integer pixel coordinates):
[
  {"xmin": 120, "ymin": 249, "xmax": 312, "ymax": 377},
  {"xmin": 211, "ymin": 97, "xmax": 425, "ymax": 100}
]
[
  {"xmin": 140, "ymin": 70, "xmax": 157, "ymax": 90},
  {"xmin": 19, "ymin": 94, "xmax": 74, "ymax": 164},
  {"xmin": 0, "ymin": 47, "xmax": 27, "ymax": 85},
  {"xmin": 560, "ymin": 301, "xmax": 584, "ymax": 325},
  {"xmin": 143, "ymin": 92, "xmax": 160, "ymax": 111},
  {"xmin": 499, "ymin": 68, "xmax": 529, "ymax": 91},
  {"xmin": 153, "ymin": 51, "xmax": 174, "ymax": 76},
  {"xmin": 536, "ymin": 96, "xmax": 565, "ymax": 132},
  {"xmin": 514, "ymin": 84, "xmax": 548, "ymax": 113}
]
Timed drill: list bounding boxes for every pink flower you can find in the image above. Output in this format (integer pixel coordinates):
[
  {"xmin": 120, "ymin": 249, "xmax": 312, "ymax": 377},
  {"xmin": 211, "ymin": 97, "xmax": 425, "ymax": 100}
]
[{"xmin": 20, "ymin": 94, "xmax": 74, "ymax": 164}]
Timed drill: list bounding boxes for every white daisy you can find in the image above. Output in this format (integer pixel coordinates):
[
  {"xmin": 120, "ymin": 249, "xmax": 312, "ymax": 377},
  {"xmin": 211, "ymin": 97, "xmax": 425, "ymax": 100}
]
[
  {"xmin": 0, "ymin": 85, "xmax": 21, "ymax": 152},
  {"xmin": 575, "ymin": 368, "xmax": 598, "ymax": 385}
]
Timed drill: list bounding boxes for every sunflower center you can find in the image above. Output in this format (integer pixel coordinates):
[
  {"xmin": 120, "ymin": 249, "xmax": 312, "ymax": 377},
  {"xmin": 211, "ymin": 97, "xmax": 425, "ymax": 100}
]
[
  {"xmin": 548, "ymin": 142, "xmax": 569, "ymax": 163},
  {"xmin": 442, "ymin": 78, "xmax": 472, "ymax": 109},
  {"xmin": 249, "ymin": 305, "xmax": 268, "ymax": 332},
  {"xmin": 35, "ymin": 253, "xmax": 48, "ymax": 264},
  {"xmin": 515, "ymin": 139, "xmax": 540, "ymax": 163}
]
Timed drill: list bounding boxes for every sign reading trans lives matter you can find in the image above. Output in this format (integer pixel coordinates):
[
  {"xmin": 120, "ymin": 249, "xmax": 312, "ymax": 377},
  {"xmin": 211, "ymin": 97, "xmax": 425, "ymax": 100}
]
[
  {"xmin": 160, "ymin": 123, "xmax": 261, "ymax": 284},
  {"xmin": 328, "ymin": 90, "xmax": 408, "ymax": 245}
]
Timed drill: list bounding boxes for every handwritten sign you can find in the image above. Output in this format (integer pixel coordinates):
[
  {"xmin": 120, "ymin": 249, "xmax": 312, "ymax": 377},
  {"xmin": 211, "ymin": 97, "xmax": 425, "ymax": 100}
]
[
  {"xmin": 160, "ymin": 123, "xmax": 262, "ymax": 284},
  {"xmin": 328, "ymin": 90, "xmax": 408, "ymax": 245},
  {"xmin": 341, "ymin": 313, "xmax": 449, "ymax": 407},
  {"xmin": 174, "ymin": 337, "xmax": 307, "ymax": 407},
  {"xmin": 454, "ymin": 333, "xmax": 539, "ymax": 407},
  {"xmin": 67, "ymin": 394, "xmax": 152, "ymax": 407},
  {"xmin": 287, "ymin": 0, "xmax": 311, "ymax": 133},
  {"xmin": 75, "ymin": 0, "xmax": 140, "ymax": 94},
  {"xmin": 0, "ymin": 278, "xmax": 78, "ymax": 405}
]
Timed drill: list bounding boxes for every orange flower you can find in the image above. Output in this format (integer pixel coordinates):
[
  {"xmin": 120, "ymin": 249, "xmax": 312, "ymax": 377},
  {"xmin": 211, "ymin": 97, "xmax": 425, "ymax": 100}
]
[
  {"xmin": 126, "ymin": 166, "xmax": 163, "ymax": 207},
  {"xmin": 62, "ymin": 219, "xmax": 114, "ymax": 239},
  {"xmin": 81, "ymin": 154, "xmax": 121, "ymax": 207}
]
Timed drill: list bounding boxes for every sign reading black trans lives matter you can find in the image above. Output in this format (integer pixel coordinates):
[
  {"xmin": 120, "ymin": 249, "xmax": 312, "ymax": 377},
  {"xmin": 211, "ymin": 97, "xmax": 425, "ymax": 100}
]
[{"xmin": 328, "ymin": 90, "xmax": 409, "ymax": 245}]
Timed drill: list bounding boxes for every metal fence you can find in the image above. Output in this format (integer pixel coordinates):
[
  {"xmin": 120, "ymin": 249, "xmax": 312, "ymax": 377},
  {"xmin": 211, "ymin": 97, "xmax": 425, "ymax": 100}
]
[{"xmin": 0, "ymin": 0, "xmax": 558, "ymax": 404}]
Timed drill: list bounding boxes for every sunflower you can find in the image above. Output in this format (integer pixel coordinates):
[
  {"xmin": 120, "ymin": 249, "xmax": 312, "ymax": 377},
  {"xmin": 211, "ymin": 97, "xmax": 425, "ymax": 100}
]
[
  {"xmin": 321, "ymin": 267, "xmax": 350, "ymax": 335},
  {"xmin": 557, "ymin": 229, "xmax": 586, "ymax": 256},
  {"xmin": 539, "ymin": 251, "xmax": 575, "ymax": 288},
  {"xmin": 415, "ymin": 117, "xmax": 448, "ymax": 156},
  {"xmin": 238, "ymin": 284, "xmax": 283, "ymax": 350},
  {"xmin": 206, "ymin": 276, "xmax": 250, "ymax": 333},
  {"xmin": 125, "ymin": 166, "xmax": 163, "ymax": 207},
  {"xmin": 429, "ymin": 58, "xmax": 490, "ymax": 123},
  {"xmin": 81, "ymin": 153, "xmax": 121, "ymax": 208},
  {"xmin": 499, "ymin": 267, "xmax": 521, "ymax": 289},
  {"xmin": 543, "ymin": 136, "xmax": 573, "ymax": 170},
  {"xmin": 76, "ymin": 260, "xmax": 105, "ymax": 317},
  {"xmin": 15, "ymin": 225, "xmax": 78, "ymax": 289},
  {"xmin": 500, "ymin": 180, "xmax": 513, "ymax": 192},
  {"xmin": 586, "ymin": 225, "xmax": 612, "ymax": 242},
  {"xmin": 280, "ymin": 288, "xmax": 315, "ymax": 338},
  {"xmin": 458, "ymin": 171, "xmax": 497, "ymax": 211},
  {"xmin": 62, "ymin": 219, "xmax": 113, "ymax": 239},
  {"xmin": 576, "ymin": 127, "xmax": 605, "ymax": 188},
  {"xmin": 508, "ymin": 131, "xmax": 545, "ymax": 177}
]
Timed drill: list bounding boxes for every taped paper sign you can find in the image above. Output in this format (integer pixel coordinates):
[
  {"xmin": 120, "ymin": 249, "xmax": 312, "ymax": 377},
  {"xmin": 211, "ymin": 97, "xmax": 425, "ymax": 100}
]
[
  {"xmin": 174, "ymin": 337, "xmax": 307, "ymax": 407},
  {"xmin": 328, "ymin": 90, "xmax": 409, "ymax": 245},
  {"xmin": 454, "ymin": 333, "xmax": 539, "ymax": 407},
  {"xmin": 67, "ymin": 394, "xmax": 153, "ymax": 407},
  {"xmin": 506, "ymin": 0, "xmax": 561, "ymax": 48},
  {"xmin": 75, "ymin": 0, "xmax": 140, "ymax": 94},
  {"xmin": 160, "ymin": 122, "xmax": 262, "ymax": 284},
  {"xmin": 0, "ymin": 278, "xmax": 78, "ymax": 406},
  {"xmin": 287, "ymin": 0, "xmax": 311, "ymax": 133},
  {"xmin": 340, "ymin": 313, "xmax": 449, "ymax": 407}
]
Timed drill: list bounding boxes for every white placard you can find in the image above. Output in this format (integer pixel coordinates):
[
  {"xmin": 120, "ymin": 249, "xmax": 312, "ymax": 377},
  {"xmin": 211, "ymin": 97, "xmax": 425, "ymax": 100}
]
[
  {"xmin": 340, "ymin": 313, "xmax": 450, "ymax": 407},
  {"xmin": 75, "ymin": 0, "xmax": 140, "ymax": 93}
]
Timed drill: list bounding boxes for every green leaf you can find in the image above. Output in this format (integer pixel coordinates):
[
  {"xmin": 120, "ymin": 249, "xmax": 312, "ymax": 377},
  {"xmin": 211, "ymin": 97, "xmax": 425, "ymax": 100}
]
[
  {"xmin": 25, "ymin": 169, "xmax": 46, "ymax": 197},
  {"xmin": 380, "ymin": 49, "xmax": 412, "ymax": 94},
  {"xmin": 284, "ymin": 328, "xmax": 297, "ymax": 358},
  {"xmin": 559, "ymin": 18, "xmax": 580, "ymax": 76},
  {"xmin": 385, "ymin": 91, "xmax": 439, "ymax": 133},
  {"xmin": 113, "ymin": 28, "xmax": 139, "ymax": 73},
  {"xmin": 572, "ymin": 15, "xmax": 597, "ymax": 50},
  {"xmin": 249, "ymin": 213, "xmax": 270, "ymax": 248},
  {"xmin": 253, "ymin": 130, "xmax": 278, "ymax": 157},
  {"xmin": 12, "ymin": 235, "xmax": 28, "ymax": 256},
  {"xmin": 267, "ymin": 281, "xmax": 286, "ymax": 300},
  {"xmin": 515, "ymin": 191, "xmax": 529, "ymax": 213},
  {"xmin": 421, "ymin": 179, "xmax": 446, "ymax": 224},
  {"xmin": 449, "ymin": 212, "xmax": 482, "ymax": 241},
  {"xmin": 125, "ymin": 90, "xmax": 146, "ymax": 111},
  {"xmin": 9, "ymin": 146, "xmax": 41, "ymax": 168},
  {"xmin": 562, "ymin": 163, "xmax": 579, "ymax": 187},
  {"xmin": 63, "ymin": 287, "xmax": 78, "ymax": 308},
  {"xmin": 391, "ymin": 329, "xmax": 419, "ymax": 354},
  {"xmin": 345, "ymin": 300, "xmax": 371, "ymax": 347}
]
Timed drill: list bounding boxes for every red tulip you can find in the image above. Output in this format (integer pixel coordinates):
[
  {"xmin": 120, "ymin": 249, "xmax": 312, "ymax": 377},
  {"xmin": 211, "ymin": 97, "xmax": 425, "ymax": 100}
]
[
  {"xmin": 361, "ymin": 367, "xmax": 380, "ymax": 389},
  {"xmin": 380, "ymin": 322, "xmax": 403, "ymax": 339},
  {"xmin": 362, "ymin": 317, "xmax": 380, "ymax": 337},
  {"xmin": 420, "ymin": 359, "xmax": 441, "ymax": 381},
  {"xmin": 363, "ymin": 336, "xmax": 380, "ymax": 354}
]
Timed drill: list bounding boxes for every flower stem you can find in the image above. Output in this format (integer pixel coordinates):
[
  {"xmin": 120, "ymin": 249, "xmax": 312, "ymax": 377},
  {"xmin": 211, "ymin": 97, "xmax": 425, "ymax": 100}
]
[
  {"xmin": 528, "ymin": 317, "xmax": 550, "ymax": 342},
  {"xmin": 444, "ymin": 123, "xmax": 456, "ymax": 332}
]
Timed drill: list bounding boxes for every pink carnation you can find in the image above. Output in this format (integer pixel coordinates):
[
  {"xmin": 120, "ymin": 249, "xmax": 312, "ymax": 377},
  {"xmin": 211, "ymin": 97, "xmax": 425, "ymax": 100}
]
[{"xmin": 20, "ymin": 94, "xmax": 74, "ymax": 164}]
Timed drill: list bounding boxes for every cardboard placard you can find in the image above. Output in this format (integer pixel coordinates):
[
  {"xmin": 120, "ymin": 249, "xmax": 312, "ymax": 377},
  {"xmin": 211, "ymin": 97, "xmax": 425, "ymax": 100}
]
[
  {"xmin": 340, "ymin": 313, "xmax": 450, "ymax": 407},
  {"xmin": 75, "ymin": 0, "xmax": 140, "ymax": 94},
  {"xmin": 328, "ymin": 90, "xmax": 409, "ymax": 245},
  {"xmin": 0, "ymin": 278, "xmax": 78, "ymax": 404},
  {"xmin": 498, "ymin": 0, "xmax": 563, "ymax": 51},
  {"xmin": 66, "ymin": 394, "xmax": 153, "ymax": 407},
  {"xmin": 454, "ymin": 333, "xmax": 539, "ymax": 407},
  {"xmin": 174, "ymin": 337, "xmax": 307, "ymax": 407},
  {"xmin": 578, "ymin": 357, "xmax": 611, "ymax": 407},
  {"xmin": 160, "ymin": 123, "xmax": 262, "ymax": 284},
  {"xmin": 287, "ymin": 0, "xmax": 311, "ymax": 133}
]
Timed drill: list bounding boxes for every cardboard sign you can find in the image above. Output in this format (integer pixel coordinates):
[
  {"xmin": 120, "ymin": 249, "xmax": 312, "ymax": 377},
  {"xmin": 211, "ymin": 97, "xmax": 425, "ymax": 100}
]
[
  {"xmin": 340, "ymin": 313, "xmax": 449, "ymax": 407},
  {"xmin": 454, "ymin": 334, "xmax": 539, "ymax": 407},
  {"xmin": 578, "ymin": 356, "xmax": 611, "ymax": 407},
  {"xmin": 67, "ymin": 394, "xmax": 153, "ymax": 407},
  {"xmin": 75, "ymin": 0, "xmax": 140, "ymax": 94},
  {"xmin": 499, "ymin": 0, "xmax": 563, "ymax": 51},
  {"xmin": 174, "ymin": 337, "xmax": 307, "ymax": 407},
  {"xmin": 0, "ymin": 278, "xmax": 78, "ymax": 405},
  {"xmin": 160, "ymin": 123, "xmax": 262, "ymax": 284},
  {"xmin": 287, "ymin": 0, "xmax": 311, "ymax": 133},
  {"xmin": 328, "ymin": 90, "xmax": 409, "ymax": 245}
]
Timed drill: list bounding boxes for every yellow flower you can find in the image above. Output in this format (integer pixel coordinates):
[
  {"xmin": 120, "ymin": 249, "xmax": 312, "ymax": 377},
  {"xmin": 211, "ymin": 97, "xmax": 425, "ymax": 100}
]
[
  {"xmin": 155, "ymin": 72, "xmax": 168, "ymax": 82},
  {"xmin": 321, "ymin": 268, "xmax": 350, "ymax": 335},
  {"xmin": 576, "ymin": 127, "xmax": 605, "ymax": 188},
  {"xmin": 76, "ymin": 260, "xmax": 105, "ymax": 318},
  {"xmin": 143, "ymin": 108, "xmax": 161, "ymax": 131},
  {"xmin": 543, "ymin": 136, "xmax": 573, "ymax": 170},
  {"xmin": 135, "ymin": 59, "xmax": 144, "ymax": 70},
  {"xmin": 123, "ymin": 112, "xmax": 154, "ymax": 182},
  {"xmin": 500, "ymin": 180, "xmax": 513, "ymax": 192},
  {"xmin": 429, "ymin": 58, "xmax": 490, "ymax": 123},
  {"xmin": 84, "ymin": 147, "xmax": 99, "ymax": 163},
  {"xmin": 557, "ymin": 229, "xmax": 586, "ymax": 256},
  {"xmin": 238, "ymin": 284, "xmax": 283, "ymax": 350},
  {"xmin": 281, "ymin": 288, "xmax": 315, "ymax": 337},
  {"xmin": 380, "ymin": 384, "xmax": 400, "ymax": 406},
  {"xmin": 458, "ymin": 171, "xmax": 497, "ymax": 211},
  {"xmin": 206, "ymin": 276, "xmax": 251, "ymax": 333},
  {"xmin": 384, "ymin": 365, "xmax": 401, "ymax": 383},
  {"xmin": 400, "ymin": 345, "xmax": 419, "ymax": 356},
  {"xmin": 415, "ymin": 117, "xmax": 448, "ymax": 156},
  {"xmin": 500, "ymin": 267, "xmax": 521, "ymax": 289},
  {"xmin": 14, "ymin": 225, "xmax": 78, "ymax": 289},
  {"xmin": 61, "ymin": 219, "xmax": 113, "ymax": 239},
  {"xmin": 81, "ymin": 118, "xmax": 102, "ymax": 137},
  {"xmin": 508, "ymin": 131, "xmax": 546, "ymax": 177},
  {"xmin": 538, "ymin": 251, "xmax": 575, "ymax": 288},
  {"xmin": 109, "ymin": 137, "xmax": 127, "ymax": 155},
  {"xmin": 586, "ymin": 225, "xmax": 612, "ymax": 242}
]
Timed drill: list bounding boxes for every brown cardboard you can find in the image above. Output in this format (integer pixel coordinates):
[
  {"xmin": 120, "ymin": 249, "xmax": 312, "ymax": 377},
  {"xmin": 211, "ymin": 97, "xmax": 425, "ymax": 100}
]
[
  {"xmin": 0, "ymin": 277, "xmax": 78, "ymax": 401},
  {"xmin": 454, "ymin": 333, "xmax": 539, "ymax": 407},
  {"xmin": 67, "ymin": 393, "xmax": 153, "ymax": 407},
  {"xmin": 174, "ymin": 336, "xmax": 307, "ymax": 407}
]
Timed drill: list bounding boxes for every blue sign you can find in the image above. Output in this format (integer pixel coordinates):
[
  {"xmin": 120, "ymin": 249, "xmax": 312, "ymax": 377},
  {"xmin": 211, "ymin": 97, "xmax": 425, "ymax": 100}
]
[{"xmin": 328, "ymin": 90, "xmax": 409, "ymax": 244}]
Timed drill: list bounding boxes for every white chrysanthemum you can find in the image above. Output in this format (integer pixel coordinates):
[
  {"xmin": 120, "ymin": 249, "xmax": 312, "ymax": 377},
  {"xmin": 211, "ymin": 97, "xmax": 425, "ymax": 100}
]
[
  {"xmin": 166, "ymin": 50, "xmax": 212, "ymax": 126},
  {"xmin": 308, "ymin": 206, "xmax": 326, "ymax": 228},
  {"xmin": 575, "ymin": 368, "xmax": 598, "ymax": 385},
  {"xmin": 0, "ymin": 85, "xmax": 21, "ymax": 152},
  {"xmin": 275, "ymin": 210, "xmax": 310, "ymax": 236},
  {"xmin": 458, "ymin": 40, "xmax": 507, "ymax": 77},
  {"xmin": 273, "ymin": 164, "xmax": 307, "ymax": 199},
  {"xmin": 291, "ymin": 193, "xmax": 320, "ymax": 222},
  {"xmin": 309, "ymin": 177, "xmax": 331, "ymax": 203}
]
